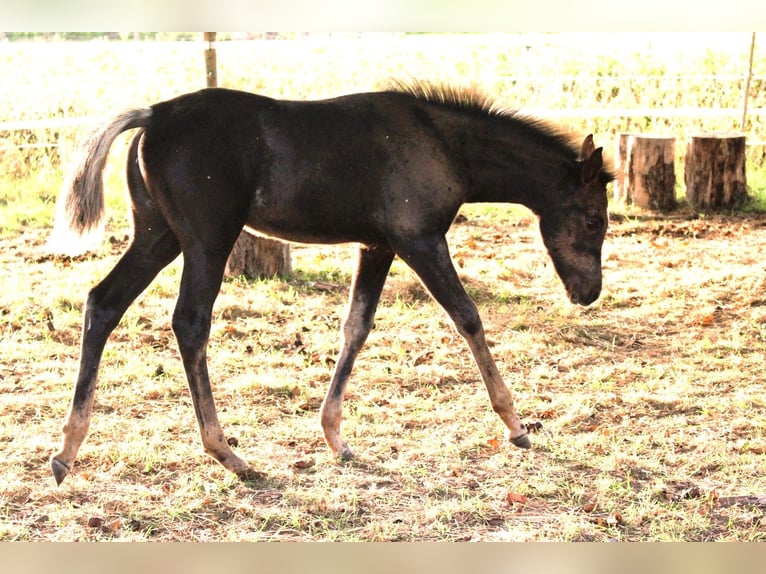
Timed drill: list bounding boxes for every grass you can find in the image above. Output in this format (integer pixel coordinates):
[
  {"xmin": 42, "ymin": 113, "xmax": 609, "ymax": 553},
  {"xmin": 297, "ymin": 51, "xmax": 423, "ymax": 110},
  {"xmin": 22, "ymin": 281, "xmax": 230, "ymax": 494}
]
[
  {"xmin": 2, "ymin": 202, "xmax": 766, "ymax": 541},
  {"xmin": 2, "ymin": 33, "xmax": 766, "ymax": 541}
]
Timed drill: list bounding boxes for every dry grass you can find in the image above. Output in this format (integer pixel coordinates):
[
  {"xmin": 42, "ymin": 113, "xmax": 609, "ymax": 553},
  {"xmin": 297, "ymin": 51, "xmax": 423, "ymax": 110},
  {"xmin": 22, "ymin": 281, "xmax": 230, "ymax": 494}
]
[{"xmin": 2, "ymin": 202, "xmax": 766, "ymax": 541}]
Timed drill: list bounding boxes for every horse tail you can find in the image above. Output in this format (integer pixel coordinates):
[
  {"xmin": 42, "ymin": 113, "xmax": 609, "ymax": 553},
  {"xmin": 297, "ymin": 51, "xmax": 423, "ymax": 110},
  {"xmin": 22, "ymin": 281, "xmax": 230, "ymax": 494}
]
[{"xmin": 63, "ymin": 108, "xmax": 153, "ymax": 235}]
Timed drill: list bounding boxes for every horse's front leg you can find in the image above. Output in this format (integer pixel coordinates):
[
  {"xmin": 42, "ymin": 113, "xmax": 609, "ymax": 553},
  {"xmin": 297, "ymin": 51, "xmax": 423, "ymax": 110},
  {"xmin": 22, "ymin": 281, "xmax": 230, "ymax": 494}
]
[
  {"xmin": 320, "ymin": 245, "xmax": 394, "ymax": 459},
  {"xmin": 393, "ymin": 235, "xmax": 530, "ymax": 448}
]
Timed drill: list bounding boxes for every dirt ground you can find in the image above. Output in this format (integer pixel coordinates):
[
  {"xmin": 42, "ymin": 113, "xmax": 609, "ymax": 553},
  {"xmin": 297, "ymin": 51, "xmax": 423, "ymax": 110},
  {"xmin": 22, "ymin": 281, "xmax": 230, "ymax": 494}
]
[{"xmin": 1, "ymin": 207, "xmax": 765, "ymax": 541}]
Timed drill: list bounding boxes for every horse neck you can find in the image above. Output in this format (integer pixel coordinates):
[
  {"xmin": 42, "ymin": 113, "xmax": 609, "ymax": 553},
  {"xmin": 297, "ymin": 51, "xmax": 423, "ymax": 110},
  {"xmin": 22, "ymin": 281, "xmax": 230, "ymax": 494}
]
[{"xmin": 448, "ymin": 116, "xmax": 571, "ymax": 215}]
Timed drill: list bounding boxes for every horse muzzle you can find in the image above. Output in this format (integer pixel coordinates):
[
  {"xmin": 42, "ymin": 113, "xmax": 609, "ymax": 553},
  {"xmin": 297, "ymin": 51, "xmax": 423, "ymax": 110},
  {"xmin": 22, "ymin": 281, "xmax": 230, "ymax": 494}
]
[{"xmin": 566, "ymin": 274, "xmax": 602, "ymax": 306}]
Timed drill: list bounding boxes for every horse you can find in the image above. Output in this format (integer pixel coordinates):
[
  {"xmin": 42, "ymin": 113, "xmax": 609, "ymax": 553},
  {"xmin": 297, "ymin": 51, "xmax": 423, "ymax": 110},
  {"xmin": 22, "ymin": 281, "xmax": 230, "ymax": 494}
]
[{"xmin": 49, "ymin": 82, "xmax": 612, "ymax": 485}]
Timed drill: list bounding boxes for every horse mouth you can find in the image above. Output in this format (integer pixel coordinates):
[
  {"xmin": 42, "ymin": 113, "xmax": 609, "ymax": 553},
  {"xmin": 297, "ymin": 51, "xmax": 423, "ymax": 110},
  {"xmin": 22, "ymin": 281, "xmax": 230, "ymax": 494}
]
[{"xmin": 567, "ymin": 284, "xmax": 601, "ymax": 306}]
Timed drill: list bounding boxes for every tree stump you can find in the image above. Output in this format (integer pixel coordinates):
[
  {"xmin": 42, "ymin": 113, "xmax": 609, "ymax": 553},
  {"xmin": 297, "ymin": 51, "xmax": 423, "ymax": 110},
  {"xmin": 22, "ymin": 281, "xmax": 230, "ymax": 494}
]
[
  {"xmin": 225, "ymin": 229, "xmax": 291, "ymax": 279},
  {"xmin": 684, "ymin": 132, "xmax": 747, "ymax": 211},
  {"xmin": 616, "ymin": 134, "xmax": 676, "ymax": 211}
]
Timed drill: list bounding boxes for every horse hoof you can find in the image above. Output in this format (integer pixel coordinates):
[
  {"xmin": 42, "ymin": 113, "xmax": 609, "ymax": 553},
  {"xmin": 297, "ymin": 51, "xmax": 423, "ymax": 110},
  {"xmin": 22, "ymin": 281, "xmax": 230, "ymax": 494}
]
[
  {"xmin": 235, "ymin": 467, "xmax": 266, "ymax": 482},
  {"xmin": 51, "ymin": 456, "xmax": 71, "ymax": 486},
  {"xmin": 510, "ymin": 433, "xmax": 531, "ymax": 449},
  {"xmin": 338, "ymin": 447, "xmax": 354, "ymax": 462}
]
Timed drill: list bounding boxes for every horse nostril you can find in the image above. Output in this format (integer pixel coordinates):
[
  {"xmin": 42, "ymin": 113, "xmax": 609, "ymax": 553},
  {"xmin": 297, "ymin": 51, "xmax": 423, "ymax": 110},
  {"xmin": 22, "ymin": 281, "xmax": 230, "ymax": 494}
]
[
  {"xmin": 583, "ymin": 285, "xmax": 601, "ymax": 306},
  {"xmin": 569, "ymin": 283, "xmax": 601, "ymax": 306}
]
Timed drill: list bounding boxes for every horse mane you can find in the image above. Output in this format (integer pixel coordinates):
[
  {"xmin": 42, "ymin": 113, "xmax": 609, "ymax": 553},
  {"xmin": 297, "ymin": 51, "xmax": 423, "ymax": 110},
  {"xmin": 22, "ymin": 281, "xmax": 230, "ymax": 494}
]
[
  {"xmin": 386, "ymin": 79, "xmax": 614, "ymax": 181},
  {"xmin": 386, "ymin": 79, "xmax": 509, "ymax": 118}
]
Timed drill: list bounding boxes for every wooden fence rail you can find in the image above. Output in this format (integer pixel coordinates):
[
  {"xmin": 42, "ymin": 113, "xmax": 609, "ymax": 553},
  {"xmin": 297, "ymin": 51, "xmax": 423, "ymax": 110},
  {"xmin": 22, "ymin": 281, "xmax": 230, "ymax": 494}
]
[{"xmin": 4, "ymin": 108, "xmax": 766, "ymax": 149}]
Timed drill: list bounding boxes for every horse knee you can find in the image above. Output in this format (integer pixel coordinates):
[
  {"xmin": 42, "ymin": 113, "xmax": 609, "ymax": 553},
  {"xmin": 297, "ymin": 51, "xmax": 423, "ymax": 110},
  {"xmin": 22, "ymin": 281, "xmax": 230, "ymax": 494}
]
[
  {"xmin": 85, "ymin": 283, "xmax": 108, "ymax": 313},
  {"xmin": 453, "ymin": 308, "xmax": 484, "ymax": 340},
  {"xmin": 81, "ymin": 286, "xmax": 121, "ymax": 340}
]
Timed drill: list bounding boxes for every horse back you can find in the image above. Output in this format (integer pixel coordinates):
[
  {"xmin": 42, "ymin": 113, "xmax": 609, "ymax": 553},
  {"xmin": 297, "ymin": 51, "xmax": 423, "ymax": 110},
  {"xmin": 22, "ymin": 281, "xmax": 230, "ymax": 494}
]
[{"xmin": 140, "ymin": 88, "xmax": 466, "ymax": 246}]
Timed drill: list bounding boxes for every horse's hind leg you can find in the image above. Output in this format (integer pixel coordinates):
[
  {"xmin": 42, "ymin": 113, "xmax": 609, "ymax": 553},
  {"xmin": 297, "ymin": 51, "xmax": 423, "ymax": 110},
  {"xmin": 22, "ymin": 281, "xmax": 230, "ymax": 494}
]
[
  {"xmin": 320, "ymin": 245, "xmax": 394, "ymax": 459},
  {"xmin": 171, "ymin": 242, "xmax": 261, "ymax": 480},
  {"xmin": 51, "ymin": 137, "xmax": 181, "ymax": 485},
  {"xmin": 392, "ymin": 235, "xmax": 530, "ymax": 449}
]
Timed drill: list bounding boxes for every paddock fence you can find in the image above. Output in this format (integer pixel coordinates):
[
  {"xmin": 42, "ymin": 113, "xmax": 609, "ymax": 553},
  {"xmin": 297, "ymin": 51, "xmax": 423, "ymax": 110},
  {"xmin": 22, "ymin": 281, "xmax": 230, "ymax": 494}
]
[{"xmin": 1, "ymin": 33, "xmax": 764, "ymax": 182}]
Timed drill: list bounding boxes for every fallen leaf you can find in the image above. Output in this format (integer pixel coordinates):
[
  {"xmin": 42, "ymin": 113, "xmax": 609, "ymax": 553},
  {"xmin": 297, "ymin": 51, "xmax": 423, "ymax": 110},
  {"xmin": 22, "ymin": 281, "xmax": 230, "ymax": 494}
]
[
  {"xmin": 292, "ymin": 458, "xmax": 316, "ymax": 471},
  {"xmin": 681, "ymin": 486, "xmax": 704, "ymax": 500},
  {"xmin": 524, "ymin": 421, "xmax": 543, "ymax": 433},
  {"xmin": 128, "ymin": 519, "xmax": 142, "ymax": 532},
  {"xmin": 697, "ymin": 306, "xmax": 723, "ymax": 326},
  {"xmin": 413, "ymin": 351, "xmax": 434, "ymax": 366},
  {"xmin": 487, "ymin": 516, "xmax": 506, "ymax": 526},
  {"xmin": 589, "ymin": 511, "xmax": 623, "ymax": 528},
  {"xmin": 606, "ymin": 512, "xmax": 622, "ymax": 527},
  {"xmin": 506, "ymin": 491, "xmax": 529, "ymax": 507},
  {"xmin": 298, "ymin": 397, "xmax": 323, "ymax": 411},
  {"xmin": 487, "ymin": 437, "xmax": 500, "ymax": 450},
  {"xmin": 104, "ymin": 518, "xmax": 122, "ymax": 532},
  {"xmin": 582, "ymin": 502, "xmax": 597, "ymax": 513},
  {"xmin": 87, "ymin": 517, "xmax": 104, "ymax": 528}
]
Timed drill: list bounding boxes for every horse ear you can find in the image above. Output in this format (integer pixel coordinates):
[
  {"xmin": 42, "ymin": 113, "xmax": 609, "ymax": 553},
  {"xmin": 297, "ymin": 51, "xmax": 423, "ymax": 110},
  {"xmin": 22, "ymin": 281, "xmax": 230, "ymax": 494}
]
[
  {"xmin": 581, "ymin": 147, "xmax": 603, "ymax": 184},
  {"xmin": 580, "ymin": 134, "xmax": 596, "ymax": 161}
]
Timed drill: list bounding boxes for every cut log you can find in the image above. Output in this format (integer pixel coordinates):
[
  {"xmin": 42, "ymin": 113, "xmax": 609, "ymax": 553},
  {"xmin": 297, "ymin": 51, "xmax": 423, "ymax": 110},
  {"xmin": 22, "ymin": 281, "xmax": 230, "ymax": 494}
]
[
  {"xmin": 225, "ymin": 229, "xmax": 291, "ymax": 279},
  {"xmin": 616, "ymin": 134, "xmax": 676, "ymax": 211},
  {"xmin": 684, "ymin": 132, "xmax": 747, "ymax": 211}
]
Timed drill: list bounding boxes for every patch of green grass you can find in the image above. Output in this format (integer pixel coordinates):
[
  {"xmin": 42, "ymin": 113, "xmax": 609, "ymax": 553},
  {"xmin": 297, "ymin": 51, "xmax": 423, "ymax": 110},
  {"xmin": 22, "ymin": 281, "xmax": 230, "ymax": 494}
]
[
  {"xmin": 0, "ymin": 175, "xmax": 58, "ymax": 236},
  {"xmin": 743, "ymin": 165, "xmax": 766, "ymax": 212}
]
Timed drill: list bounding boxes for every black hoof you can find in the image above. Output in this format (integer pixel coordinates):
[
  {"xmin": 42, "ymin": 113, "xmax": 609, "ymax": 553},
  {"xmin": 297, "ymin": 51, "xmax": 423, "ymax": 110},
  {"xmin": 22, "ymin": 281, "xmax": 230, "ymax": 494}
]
[
  {"xmin": 338, "ymin": 448, "xmax": 354, "ymax": 462},
  {"xmin": 51, "ymin": 456, "xmax": 71, "ymax": 486},
  {"xmin": 236, "ymin": 467, "xmax": 266, "ymax": 482},
  {"xmin": 510, "ymin": 433, "xmax": 531, "ymax": 449}
]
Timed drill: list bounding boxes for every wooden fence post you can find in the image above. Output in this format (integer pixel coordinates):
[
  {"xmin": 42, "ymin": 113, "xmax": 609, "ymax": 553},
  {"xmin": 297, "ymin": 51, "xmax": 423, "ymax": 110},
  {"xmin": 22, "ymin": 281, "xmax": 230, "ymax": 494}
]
[
  {"xmin": 203, "ymin": 32, "xmax": 217, "ymax": 88},
  {"xmin": 684, "ymin": 132, "xmax": 747, "ymax": 211},
  {"xmin": 202, "ymin": 32, "xmax": 291, "ymax": 278},
  {"xmin": 614, "ymin": 132, "xmax": 638, "ymax": 204},
  {"xmin": 616, "ymin": 134, "xmax": 677, "ymax": 211}
]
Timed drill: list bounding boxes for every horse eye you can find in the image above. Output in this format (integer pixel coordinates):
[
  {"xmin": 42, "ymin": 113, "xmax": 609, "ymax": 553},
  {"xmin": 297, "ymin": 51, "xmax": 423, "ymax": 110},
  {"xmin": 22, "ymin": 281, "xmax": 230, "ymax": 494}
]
[{"xmin": 585, "ymin": 217, "xmax": 602, "ymax": 231}]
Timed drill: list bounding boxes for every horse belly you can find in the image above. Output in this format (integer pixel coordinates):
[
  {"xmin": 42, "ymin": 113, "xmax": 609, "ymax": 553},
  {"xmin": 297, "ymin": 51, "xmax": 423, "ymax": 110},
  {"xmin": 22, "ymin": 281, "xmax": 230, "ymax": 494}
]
[{"xmin": 244, "ymin": 185, "xmax": 386, "ymax": 246}]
